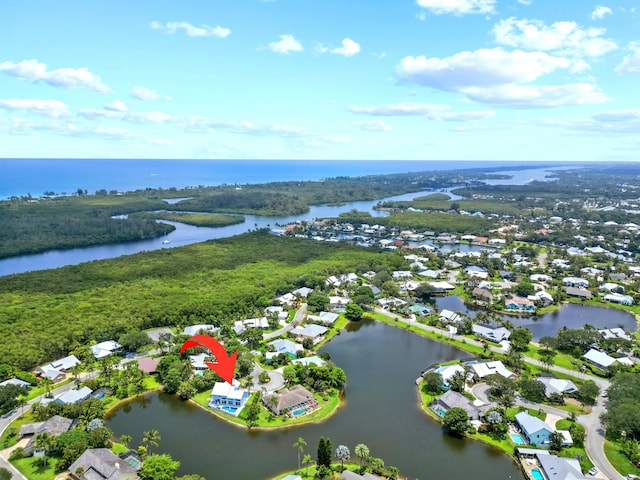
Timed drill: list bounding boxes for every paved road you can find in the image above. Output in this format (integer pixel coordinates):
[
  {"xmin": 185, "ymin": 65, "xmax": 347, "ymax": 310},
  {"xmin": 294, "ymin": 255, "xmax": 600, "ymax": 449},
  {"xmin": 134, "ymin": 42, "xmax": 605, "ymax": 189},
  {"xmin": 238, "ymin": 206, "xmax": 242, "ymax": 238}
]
[
  {"xmin": 263, "ymin": 304, "xmax": 307, "ymax": 340},
  {"xmin": 248, "ymin": 364, "xmax": 285, "ymax": 394},
  {"xmin": 376, "ymin": 308, "xmax": 623, "ymax": 480}
]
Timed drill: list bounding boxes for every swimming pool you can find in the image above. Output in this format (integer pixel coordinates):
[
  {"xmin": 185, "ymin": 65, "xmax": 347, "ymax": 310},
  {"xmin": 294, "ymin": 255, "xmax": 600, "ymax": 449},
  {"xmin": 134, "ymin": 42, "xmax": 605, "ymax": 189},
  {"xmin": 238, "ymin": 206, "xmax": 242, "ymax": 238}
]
[
  {"xmin": 510, "ymin": 434, "xmax": 526, "ymax": 445},
  {"xmin": 292, "ymin": 408, "xmax": 307, "ymax": 417},
  {"xmin": 221, "ymin": 406, "xmax": 238, "ymax": 414},
  {"xmin": 531, "ymin": 468, "xmax": 544, "ymax": 480},
  {"xmin": 435, "ymin": 408, "xmax": 446, "ymax": 417}
]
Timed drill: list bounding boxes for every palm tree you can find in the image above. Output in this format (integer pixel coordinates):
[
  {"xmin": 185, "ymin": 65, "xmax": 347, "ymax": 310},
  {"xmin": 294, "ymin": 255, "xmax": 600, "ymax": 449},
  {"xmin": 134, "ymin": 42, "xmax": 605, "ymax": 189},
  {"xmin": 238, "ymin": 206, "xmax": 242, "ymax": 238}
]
[
  {"xmin": 303, "ymin": 453, "xmax": 312, "ymax": 476},
  {"xmin": 41, "ymin": 377, "xmax": 53, "ymax": 397},
  {"xmin": 120, "ymin": 434, "xmax": 132, "ymax": 449},
  {"xmin": 142, "ymin": 429, "xmax": 161, "ymax": 455},
  {"xmin": 33, "ymin": 432, "xmax": 53, "ymax": 466},
  {"xmin": 293, "ymin": 436, "xmax": 307, "ymax": 471},
  {"xmin": 355, "ymin": 443, "xmax": 369, "ymax": 466}
]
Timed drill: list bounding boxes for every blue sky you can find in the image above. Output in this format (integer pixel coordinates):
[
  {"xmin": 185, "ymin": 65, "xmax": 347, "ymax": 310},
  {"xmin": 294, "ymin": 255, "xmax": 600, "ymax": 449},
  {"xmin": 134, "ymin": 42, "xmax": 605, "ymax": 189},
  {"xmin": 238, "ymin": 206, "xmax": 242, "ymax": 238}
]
[{"xmin": 1, "ymin": 0, "xmax": 639, "ymax": 161}]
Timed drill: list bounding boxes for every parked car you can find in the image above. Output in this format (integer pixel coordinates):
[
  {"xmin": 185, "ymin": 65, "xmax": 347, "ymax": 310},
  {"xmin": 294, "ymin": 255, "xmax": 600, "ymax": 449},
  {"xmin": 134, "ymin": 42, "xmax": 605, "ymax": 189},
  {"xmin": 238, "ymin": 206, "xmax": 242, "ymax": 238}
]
[{"xmin": 588, "ymin": 467, "xmax": 598, "ymax": 476}]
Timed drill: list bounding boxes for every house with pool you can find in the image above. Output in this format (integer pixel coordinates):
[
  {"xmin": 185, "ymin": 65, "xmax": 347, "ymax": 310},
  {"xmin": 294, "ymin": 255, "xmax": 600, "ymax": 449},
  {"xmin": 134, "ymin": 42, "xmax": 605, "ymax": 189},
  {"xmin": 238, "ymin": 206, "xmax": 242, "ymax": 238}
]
[
  {"xmin": 209, "ymin": 380, "xmax": 250, "ymax": 416},
  {"xmin": 516, "ymin": 449, "xmax": 589, "ymax": 480},
  {"xmin": 262, "ymin": 385, "xmax": 317, "ymax": 416},
  {"xmin": 514, "ymin": 412, "xmax": 554, "ymax": 447}
]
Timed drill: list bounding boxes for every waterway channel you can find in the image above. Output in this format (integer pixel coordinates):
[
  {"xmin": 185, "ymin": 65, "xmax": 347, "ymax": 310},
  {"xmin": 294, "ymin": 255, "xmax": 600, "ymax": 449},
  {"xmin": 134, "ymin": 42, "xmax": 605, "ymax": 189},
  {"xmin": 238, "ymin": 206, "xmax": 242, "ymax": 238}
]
[
  {"xmin": 435, "ymin": 296, "xmax": 638, "ymax": 340},
  {"xmin": 107, "ymin": 319, "xmax": 523, "ymax": 480}
]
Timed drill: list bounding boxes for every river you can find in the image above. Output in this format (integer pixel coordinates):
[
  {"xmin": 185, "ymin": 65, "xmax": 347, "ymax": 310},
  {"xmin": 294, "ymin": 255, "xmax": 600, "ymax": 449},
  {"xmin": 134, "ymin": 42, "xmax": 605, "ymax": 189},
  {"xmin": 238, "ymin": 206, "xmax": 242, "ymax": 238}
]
[
  {"xmin": 0, "ymin": 188, "xmax": 471, "ymax": 277},
  {"xmin": 435, "ymin": 296, "xmax": 637, "ymax": 339},
  {"xmin": 107, "ymin": 319, "xmax": 523, "ymax": 480}
]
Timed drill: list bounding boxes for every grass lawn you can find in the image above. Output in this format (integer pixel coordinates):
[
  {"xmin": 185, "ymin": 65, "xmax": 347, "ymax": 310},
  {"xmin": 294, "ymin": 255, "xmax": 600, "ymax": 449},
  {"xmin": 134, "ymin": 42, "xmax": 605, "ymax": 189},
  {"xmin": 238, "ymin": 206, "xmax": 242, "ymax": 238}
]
[
  {"xmin": 605, "ymin": 439, "xmax": 640, "ymax": 477},
  {"xmin": 23, "ymin": 377, "xmax": 74, "ymax": 401},
  {"xmin": 11, "ymin": 456, "xmax": 57, "ymax": 480},
  {"xmin": 0, "ymin": 411, "xmax": 36, "ymax": 448},
  {"xmin": 269, "ymin": 463, "xmax": 367, "ymax": 480}
]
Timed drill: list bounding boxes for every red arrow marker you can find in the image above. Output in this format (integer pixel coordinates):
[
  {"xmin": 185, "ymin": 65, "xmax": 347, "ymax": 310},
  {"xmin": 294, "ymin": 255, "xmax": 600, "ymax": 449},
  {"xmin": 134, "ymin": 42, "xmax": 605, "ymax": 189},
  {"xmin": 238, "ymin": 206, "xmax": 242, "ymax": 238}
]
[{"xmin": 180, "ymin": 334, "xmax": 238, "ymax": 385}]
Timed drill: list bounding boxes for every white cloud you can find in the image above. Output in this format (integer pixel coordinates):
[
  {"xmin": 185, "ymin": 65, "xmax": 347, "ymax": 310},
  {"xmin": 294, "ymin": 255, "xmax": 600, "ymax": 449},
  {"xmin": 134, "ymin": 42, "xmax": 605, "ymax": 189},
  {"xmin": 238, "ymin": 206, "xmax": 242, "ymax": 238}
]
[
  {"xmin": 592, "ymin": 108, "xmax": 640, "ymax": 122},
  {"xmin": 268, "ymin": 34, "xmax": 303, "ymax": 54},
  {"xmin": 517, "ymin": 0, "xmax": 533, "ymax": 5},
  {"xmin": 0, "ymin": 59, "xmax": 109, "ymax": 93},
  {"xmin": 396, "ymin": 48, "xmax": 587, "ymax": 90},
  {"xmin": 615, "ymin": 42, "xmax": 640, "ymax": 73},
  {"xmin": 463, "ymin": 83, "xmax": 610, "ymax": 107},
  {"xmin": 591, "ymin": 5, "xmax": 612, "ymax": 20},
  {"xmin": 347, "ymin": 102, "xmax": 495, "ymax": 121},
  {"xmin": 79, "ymin": 108, "xmax": 173, "ymax": 124},
  {"xmin": 314, "ymin": 43, "xmax": 329, "ymax": 55},
  {"xmin": 105, "ymin": 100, "xmax": 127, "ymax": 112},
  {"xmin": 416, "ymin": 0, "xmax": 496, "ymax": 15},
  {"xmin": 492, "ymin": 17, "xmax": 617, "ymax": 57},
  {"xmin": 331, "ymin": 38, "xmax": 361, "ymax": 57},
  {"xmin": 353, "ymin": 120, "xmax": 393, "ymax": 131},
  {"xmin": 150, "ymin": 21, "xmax": 231, "ymax": 38},
  {"xmin": 543, "ymin": 108, "xmax": 640, "ymax": 135},
  {"xmin": 0, "ymin": 99, "xmax": 70, "ymax": 117},
  {"xmin": 130, "ymin": 86, "xmax": 172, "ymax": 101}
]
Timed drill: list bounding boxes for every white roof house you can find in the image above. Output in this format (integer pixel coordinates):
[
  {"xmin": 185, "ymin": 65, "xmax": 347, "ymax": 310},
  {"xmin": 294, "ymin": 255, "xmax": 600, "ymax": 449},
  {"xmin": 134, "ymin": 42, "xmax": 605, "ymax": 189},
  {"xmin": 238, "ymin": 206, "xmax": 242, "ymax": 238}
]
[
  {"xmin": 439, "ymin": 309, "xmax": 462, "ymax": 323},
  {"xmin": 51, "ymin": 386, "xmax": 93, "ymax": 405},
  {"xmin": 307, "ymin": 311, "xmax": 339, "ymax": 325},
  {"xmin": 469, "ymin": 361, "xmax": 514, "ymax": 379},
  {"xmin": 599, "ymin": 328, "xmax": 632, "ymax": 341},
  {"xmin": 434, "ymin": 364, "xmax": 466, "ymax": 387},
  {"xmin": 183, "ymin": 324, "xmax": 217, "ymax": 336},
  {"xmin": 538, "ymin": 378, "xmax": 578, "ymax": 397},
  {"xmin": 583, "ymin": 349, "xmax": 618, "ymax": 369},
  {"xmin": 472, "ymin": 325, "xmax": 511, "ymax": 343},
  {"xmin": 290, "ymin": 324, "xmax": 328, "ymax": 343},
  {"xmin": 90, "ymin": 340, "xmax": 122, "ymax": 359}
]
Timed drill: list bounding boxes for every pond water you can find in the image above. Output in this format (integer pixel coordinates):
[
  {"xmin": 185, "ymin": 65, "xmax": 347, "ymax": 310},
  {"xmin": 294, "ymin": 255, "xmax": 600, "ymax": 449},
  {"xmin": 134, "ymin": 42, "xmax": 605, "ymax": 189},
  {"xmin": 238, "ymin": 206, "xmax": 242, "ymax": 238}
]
[
  {"xmin": 107, "ymin": 320, "xmax": 523, "ymax": 480},
  {"xmin": 435, "ymin": 296, "xmax": 637, "ymax": 339}
]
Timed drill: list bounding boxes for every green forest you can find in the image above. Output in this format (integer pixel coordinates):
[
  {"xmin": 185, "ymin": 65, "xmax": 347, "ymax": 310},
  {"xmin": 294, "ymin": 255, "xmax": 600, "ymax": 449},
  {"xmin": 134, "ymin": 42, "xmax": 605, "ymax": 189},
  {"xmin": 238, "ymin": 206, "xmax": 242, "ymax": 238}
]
[
  {"xmin": 0, "ymin": 167, "xmax": 504, "ymax": 259},
  {"xmin": 0, "ymin": 231, "xmax": 397, "ymax": 369}
]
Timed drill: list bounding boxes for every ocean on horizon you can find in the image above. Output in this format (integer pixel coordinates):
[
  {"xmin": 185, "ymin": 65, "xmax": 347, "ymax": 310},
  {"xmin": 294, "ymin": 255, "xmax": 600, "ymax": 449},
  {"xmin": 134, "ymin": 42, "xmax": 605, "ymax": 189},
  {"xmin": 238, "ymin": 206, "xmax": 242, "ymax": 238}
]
[{"xmin": 1, "ymin": 158, "xmax": 550, "ymax": 199}]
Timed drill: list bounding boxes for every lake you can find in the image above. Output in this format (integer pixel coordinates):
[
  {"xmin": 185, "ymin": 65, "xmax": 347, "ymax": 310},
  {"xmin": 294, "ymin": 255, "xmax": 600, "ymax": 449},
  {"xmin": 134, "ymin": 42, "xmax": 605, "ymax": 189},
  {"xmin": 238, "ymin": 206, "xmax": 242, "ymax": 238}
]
[
  {"xmin": 107, "ymin": 320, "xmax": 523, "ymax": 480},
  {"xmin": 435, "ymin": 296, "xmax": 637, "ymax": 339}
]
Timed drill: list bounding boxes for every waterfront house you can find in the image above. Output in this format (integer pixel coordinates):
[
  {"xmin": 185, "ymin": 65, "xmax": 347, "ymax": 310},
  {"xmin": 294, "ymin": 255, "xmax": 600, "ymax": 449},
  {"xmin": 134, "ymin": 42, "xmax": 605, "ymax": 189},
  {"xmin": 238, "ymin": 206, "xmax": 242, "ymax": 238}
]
[
  {"xmin": 603, "ymin": 292, "xmax": 634, "ymax": 305},
  {"xmin": 472, "ymin": 324, "xmax": 511, "ymax": 343},
  {"xmin": 471, "ymin": 287, "xmax": 493, "ymax": 305},
  {"xmin": 516, "ymin": 449, "xmax": 588, "ymax": 480},
  {"xmin": 341, "ymin": 471, "xmax": 384, "ymax": 480},
  {"xmin": 564, "ymin": 287, "xmax": 592, "ymax": 300},
  {"xmin": 406, "ymin": 304, "xmax": 435, "ymax": 318},
  {"xmin": 189, "ymin": 353, "xmax": 210, "ymax": 371},
  {"xmin": 69, "ymin": 448, "xmax": 139, "ymax": 480},
  {"xmin": 307, "ymin": 311, "xmax": 339, "ymax": 325},
  {"xmin": 599, "ymin": 328, "xmax": 633, "ymax": 342},
  {"xmin": 439, "ymin": 309, "xmax": 462, "ymax": 324},
  {"xmin": 504, "ymin": 296, "xmax": 535, "ymax": 313},
  {"xmin": 209, "ymin": 380, "xmax": 250, "ymax": 415},
  {"xmin": 514, "ymin": 412, "xmax": 554, "ymax": 446},
  {"xmin": 562, "ymin": 277, "xmax": 589, "ymax": 288},
  {"xmin": 49, "ymin": 386, "xmax": 93, "ymax": 405},
  {"xmin": 290, "ymin": 324, "xmax": 328, "ymax": 344},
  {"xmin": 430, "ymin": 390, "xmax": 489, "ymax": 421},
  {"xmin": 433, "ymin": 364, "xmax": 467, "ymax": 389},
  {"xmin": 91, "ymin": 340, "xmax": 122, "ymax": 359},
  {"xmin": 263, "ymin": 385, "xmax": 316, "ymax": 416},
  {"xmin": 583, "ymin": 348, "xmax": 632, "ymax": 370},
  {"xmin": 291, "ymin": 356, "xmax": 326, "ymax": 367}
]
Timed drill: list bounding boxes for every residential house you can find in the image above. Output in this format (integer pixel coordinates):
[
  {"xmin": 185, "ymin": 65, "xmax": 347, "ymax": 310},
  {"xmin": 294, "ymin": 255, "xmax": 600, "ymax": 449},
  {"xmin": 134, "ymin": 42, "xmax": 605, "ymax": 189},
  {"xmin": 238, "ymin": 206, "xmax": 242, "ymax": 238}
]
[
  {"xmin": 538, "ymin": 378, "xmax": 578, "ymax": 398},
  {"xmin": 183, "ymin": 324, "xmax": 217, "ymax": 336},
  {"xmin": 48, "ymin": 386, "xmax": 93, "ymax": 405},
  {"xmin": 433, "ymin": 364, "xmax": 467, "ymax": 389},
  {"xmin": 263, "ymin": 385, "xmax": 316, "ymax": 416},
  {"xmin": 428, "ymin": 281, "xmax": 455, "ymax": 292},
  {"xmin": 37, "ymin": 355, "xmax": 81, "ymax": 383},
  {"xmin": 564, "ymin": 287, "xmax": 593, "ymax": 300},
  {"xmin": 392, "ymin": 270, "xmax": 413, "ymax": 280},
  {"xmin": 329, "ymin": 296, "xmax": 350, "ymax": 310},
  {"xmin": 376, "ymin": 297, "xmax": 407, "ymax": 309},
  {"xmin": 0, "ymin": 378, "xmax": 30, "ymax": 388},
  {"xmin": 504, "ymin": 296, "xmax": 535, "ymax": 313},
  {"xmin": 20, "ymin": 415, "xmax": 74, "ymax": 453},
  {"xmin": 530, "ymin": 274, "xmax": 552, "ymax": 283},
  {"xmin": 406, "ymin": 304, "xmax": 435, "ymax": 318},
  {"xmin": 209, "ymin": 380, "xmax": 250, "ymax": 415},
  {"xmin": 472, "ymin": 324, "xmax": 511, "ymax": 343},
  {"xmin": 439, "ymin": 309, "xmax": 462, "ymax": 324},
  {"xmin": 292, "ymin": 287, "xmax": 314, "ymax": 298},
  {"xmin": 599, "ymin": 282, "xmax": 624, "ymax": 293},
  {"xmin": 136, "ymin": 357, "xmax": 160, "ymax": 374},
  {"xmin": 291, "ymin": 356, "xmax": 326, "ymax": 367},
  {"xmin": 471, "ymin": 287, "xmax": 493, "ymax": 305},
  {"xmin": 233, "ymin": 317, "xmax": 269, "ymax": 335},
  {"xmin": 562, "ymin": 277, "xmax": 589, "ymax": 288},
  {"xmin": 468, "ymin": 361, "xmax": 515, "ymax": 380},
  {"xmin": 599, "ymin": 328, "xmax": 632, "ymax": 342},
  {"xmin": 418, "ymin": 269, "xmax": 442, "ymax": 279},
  {"xmin": 290, "ymin": 324, "xmax": 328, "ymax": 344},
  {"xmin": 515, "ymin": 412, "xmax": 554, "ymax": 446},
  {"xmin": 189, "ymin": 353, "xmax": 212, "ymax": 371},
  {"xmin": 430, "ymin": 390, "xmax": 489, "ymax": 421},
  {"xmin": 265, "ymin": 306, "xmax": 289, "ymax": 322},
  {"xmin": 307, "ymin": 311, "xmax": 339, "ymax": 325},
  {"xmin": 276, "ymin": 292, "xmax": 298, "ymax": 306},
  {"xmin": 69, "ymin": 448, "xmax": 139, "ymax": 480},
  {"xmin": 604, "ymin": 293, "xmax": 634, "ymax": 305},
  {"xmin": 529, "ymin": 290, "xmax": 554, "ymax": 307},
  {"xmin": 267, "ymin": 339, "xmax": 303, "ymax": 359},
  {"xmin": 341, "ymin": 471, "xmax": 383, "ymax": 480},
  {"xmin": 516, "ymin": 450, "xmax": 589, "ymax": 480},
  {"xmin": 91, "ymin": 340, "xmax": 122, "ymax": 359},
  {"xmin": 583, "ymin": 348, "xmax": 632, "ymax": 370}
]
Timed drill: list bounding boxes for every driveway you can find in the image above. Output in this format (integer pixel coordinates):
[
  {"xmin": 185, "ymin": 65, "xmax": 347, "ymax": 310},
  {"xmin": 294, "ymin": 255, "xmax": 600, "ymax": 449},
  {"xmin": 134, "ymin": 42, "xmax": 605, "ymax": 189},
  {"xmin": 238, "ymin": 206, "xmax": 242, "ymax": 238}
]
[
  {"xmin": 249, "ymin": 363, "xmax": 285, "ymax": 394},
  {"xmin": 263, "ymin": 304, "xmax": 307, "ymax": 341}
]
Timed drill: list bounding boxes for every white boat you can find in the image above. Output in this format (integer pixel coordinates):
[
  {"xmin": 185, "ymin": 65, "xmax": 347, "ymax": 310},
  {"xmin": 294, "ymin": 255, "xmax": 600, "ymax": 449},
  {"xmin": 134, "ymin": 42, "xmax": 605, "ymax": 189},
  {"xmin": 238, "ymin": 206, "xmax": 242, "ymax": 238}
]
[{"xmin": 162, "ymin": 239, "xmax": 171, "ymax": 244}]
